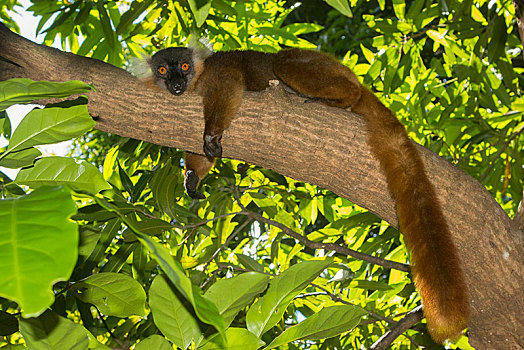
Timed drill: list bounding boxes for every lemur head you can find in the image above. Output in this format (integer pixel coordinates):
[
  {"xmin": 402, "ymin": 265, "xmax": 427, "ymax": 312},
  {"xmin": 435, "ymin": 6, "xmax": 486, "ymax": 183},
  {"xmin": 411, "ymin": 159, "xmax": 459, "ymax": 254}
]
[{"xmin": 149, "ymin": 47, "xmax": 203, "ymax": 95}]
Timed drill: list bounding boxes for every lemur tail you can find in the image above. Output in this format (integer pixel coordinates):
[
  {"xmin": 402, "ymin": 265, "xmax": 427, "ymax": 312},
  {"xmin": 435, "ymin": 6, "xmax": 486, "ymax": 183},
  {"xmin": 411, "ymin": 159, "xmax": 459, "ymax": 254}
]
[{"xmin": 353, "ymin": 87, "xmax": 469, "ymax": 343}]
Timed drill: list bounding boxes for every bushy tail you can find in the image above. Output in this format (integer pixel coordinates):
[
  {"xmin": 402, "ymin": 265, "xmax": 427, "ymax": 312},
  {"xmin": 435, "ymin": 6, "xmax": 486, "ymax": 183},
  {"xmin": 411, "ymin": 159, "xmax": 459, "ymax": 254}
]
[{"xmin": 353, "ymin": 87, "xmax": 469, "ymax": 343}]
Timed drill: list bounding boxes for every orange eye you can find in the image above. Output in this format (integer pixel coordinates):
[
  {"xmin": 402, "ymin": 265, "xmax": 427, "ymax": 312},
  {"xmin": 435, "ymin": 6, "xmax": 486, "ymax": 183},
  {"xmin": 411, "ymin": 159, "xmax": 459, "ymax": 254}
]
[
  {"xmin": 158, "ymin": 66, "xmax": 167, "ymax": 75},
  {"xmin": 181, "ymin": 63, "xmax": 190, "ymax": 71}
]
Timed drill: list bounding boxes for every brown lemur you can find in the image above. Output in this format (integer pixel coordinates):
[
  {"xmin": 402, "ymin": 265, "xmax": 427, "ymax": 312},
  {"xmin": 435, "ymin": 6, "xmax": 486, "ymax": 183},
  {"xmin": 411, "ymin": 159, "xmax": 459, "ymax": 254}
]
[{"xmin": 146, "ymin": 46, "xmax": 469, "ymax": 343}]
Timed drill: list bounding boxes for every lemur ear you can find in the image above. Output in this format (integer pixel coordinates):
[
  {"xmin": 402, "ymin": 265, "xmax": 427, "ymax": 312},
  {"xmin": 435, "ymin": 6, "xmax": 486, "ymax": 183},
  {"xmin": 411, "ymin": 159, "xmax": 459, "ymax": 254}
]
[
  {"xmin": 128, "ymin": 52, "xmax": 152, "ymax": 80},
  {"xmin": 188, "ymin": 35, "xmax": 213, "ymax": 62}
]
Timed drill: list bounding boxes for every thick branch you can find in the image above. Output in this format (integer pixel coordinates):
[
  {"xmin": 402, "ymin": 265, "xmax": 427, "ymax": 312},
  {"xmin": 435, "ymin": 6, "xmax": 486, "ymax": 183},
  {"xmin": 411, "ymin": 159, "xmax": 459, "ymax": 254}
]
[{"xmin": 0, "ymin": 24, "xmax": 523, "ymax": 349}]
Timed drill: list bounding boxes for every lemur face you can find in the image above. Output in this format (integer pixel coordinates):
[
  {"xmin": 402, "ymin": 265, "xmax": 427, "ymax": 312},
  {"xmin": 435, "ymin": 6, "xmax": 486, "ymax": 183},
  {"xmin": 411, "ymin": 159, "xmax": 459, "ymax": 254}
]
[{"xmin": 150, "ymin": 47, "xmax": 196, "ymax": 95}]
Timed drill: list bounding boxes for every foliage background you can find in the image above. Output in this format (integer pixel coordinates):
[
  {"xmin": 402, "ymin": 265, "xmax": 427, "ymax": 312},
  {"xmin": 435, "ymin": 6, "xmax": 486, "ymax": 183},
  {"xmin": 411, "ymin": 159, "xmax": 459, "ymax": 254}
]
[{"xmin": 0, "ymin": 0, "xmax": 522, "ymax": 349}]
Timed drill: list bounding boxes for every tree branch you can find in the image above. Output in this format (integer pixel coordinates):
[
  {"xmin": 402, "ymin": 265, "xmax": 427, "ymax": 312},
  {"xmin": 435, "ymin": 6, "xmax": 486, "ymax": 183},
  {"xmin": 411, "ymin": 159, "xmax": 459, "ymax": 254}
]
[
  {"xmin": 0, "ymin": 24, "xmax": 523, "ymax": 349},
  {"xmin": 369, "ymin": 306, "xmax": 424, "ymax": 350}
]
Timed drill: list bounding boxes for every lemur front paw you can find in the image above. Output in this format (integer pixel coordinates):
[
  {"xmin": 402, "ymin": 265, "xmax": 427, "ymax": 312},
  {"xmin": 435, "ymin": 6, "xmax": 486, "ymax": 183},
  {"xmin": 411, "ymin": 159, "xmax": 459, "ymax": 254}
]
[
  {"xmin": 204, "ymin": 134, "xmax": 222, "ymax": 158},
  {"xmin": 184, "ymin": 170, "xmax": 206, "ymax": 199}
]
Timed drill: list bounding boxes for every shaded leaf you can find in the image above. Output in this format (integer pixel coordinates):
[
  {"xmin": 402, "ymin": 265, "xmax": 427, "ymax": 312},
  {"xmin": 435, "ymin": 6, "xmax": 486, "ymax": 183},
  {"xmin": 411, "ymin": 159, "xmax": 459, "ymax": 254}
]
[
  {"xmin": 0, "ymin": 311, "xmax": 18, "ymax": 336},
  {"xmin": 19, "ymin": 310, "xmax": 89, "ymax": 350}
]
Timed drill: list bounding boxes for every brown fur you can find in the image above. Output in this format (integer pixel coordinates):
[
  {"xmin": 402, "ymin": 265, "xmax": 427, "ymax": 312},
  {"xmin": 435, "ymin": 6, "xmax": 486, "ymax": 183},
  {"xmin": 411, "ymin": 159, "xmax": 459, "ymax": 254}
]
[{"xmin": 151, "ymin": 48, "xmax": 470, "ymax": 341}]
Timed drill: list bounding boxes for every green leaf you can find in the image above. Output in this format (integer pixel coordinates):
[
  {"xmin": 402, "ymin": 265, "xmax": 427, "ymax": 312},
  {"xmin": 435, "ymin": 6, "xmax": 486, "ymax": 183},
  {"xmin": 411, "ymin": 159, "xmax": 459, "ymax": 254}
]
[
  {"xmin": 246, "ymin": 259, "xmax": 332, "ymax": 337},
  {"xmin": 149, "ymin": 275, "xmax": 201, "ymax": 350},
  {"xmin": 324, "ymin": 0, "xmax": 352, "ymax": 18},
  {"xmin": 72, "ymin": 272, "xmax": 147, "ymax": 317},
  {"xmin": 115, "ymin": 0, "xmax": 155, "ymax": 35},
  {"xmin": 96, "ymin": 0, "xmax": 116, "ymax": 49},
  {"xmin": 77, "ymin": 228, "xmax": 101, "ymax": 264},
  {"xmin": 3, "ymin": 104, "xmax": 95, "ymax": 158},
  {"xmin": 19, "ymin": 310, "xmax": 89, "ymax": 349},
  {"xmin": 199, "ymin": 328, "xmax": 264, "ymax": 350},
  {"xmin": 150, "ymin": 159, "xmax": 180, "ymax": 218},
  {"xmin": 0, "ymin": 79, "xmax": 92, "ymax": 111},
  {"xmin": 236, "ymin": 254, "xmax": 264, "ymax": 273},
  {"xmin": 133, "ymin": 335, "xmax": 172, "ymax": 350},
  {"xmin": 0, "ymin": 186, "xmax": 77, "ymax": 317},
  {"xmin": 16, "ymin": 157, "xmax": 111, "ymax": 194},
  {"xmin": 187, "ymin": 0, "xmax": 211, "ymax": 27},
  {"xmin": 1, "ymin": 110, "xmax": 11, "ymax": 139},
  {"xmin": 204, "ymin": 272, "xmax": 270, "ymax": 327},
  {"xmin": 488, "ymin": 14, "xmax": 507, "ymax": 63},
  {"xmin": 117, "ymin": 160, "xmax": 134, "ymax": 195},
  {"xmin": 265, "ymin": 305, "xmax": 367, "ymax": 349},
  {"xmin": 392, "ymin": 0, "xmax": 405, "ymax": 19},
  {"xmin": 0, "ymin": 147, "xmax": 41, "ymax": 169}
]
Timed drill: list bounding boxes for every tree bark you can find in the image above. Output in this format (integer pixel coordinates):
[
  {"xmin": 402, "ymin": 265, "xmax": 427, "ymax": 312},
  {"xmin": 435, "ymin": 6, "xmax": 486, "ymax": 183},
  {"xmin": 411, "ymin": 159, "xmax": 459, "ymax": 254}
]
[{"xmin": 0, "ymin": 24, "xmax": 522, "ymax": 349}]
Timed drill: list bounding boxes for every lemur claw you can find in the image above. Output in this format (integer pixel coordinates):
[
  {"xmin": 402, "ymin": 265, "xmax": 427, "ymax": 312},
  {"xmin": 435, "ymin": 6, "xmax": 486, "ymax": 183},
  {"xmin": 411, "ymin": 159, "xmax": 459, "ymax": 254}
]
[{"xmin": 184, "ymin": 170, "xmax": 206, "ymax": 199}]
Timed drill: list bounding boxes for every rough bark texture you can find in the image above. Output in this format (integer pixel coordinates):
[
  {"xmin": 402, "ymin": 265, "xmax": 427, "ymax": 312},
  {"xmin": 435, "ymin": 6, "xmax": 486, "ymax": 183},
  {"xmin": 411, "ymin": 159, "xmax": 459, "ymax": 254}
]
[{"xmin": 0, "ymin": 25, "xmax": 523, "ymax": 349}]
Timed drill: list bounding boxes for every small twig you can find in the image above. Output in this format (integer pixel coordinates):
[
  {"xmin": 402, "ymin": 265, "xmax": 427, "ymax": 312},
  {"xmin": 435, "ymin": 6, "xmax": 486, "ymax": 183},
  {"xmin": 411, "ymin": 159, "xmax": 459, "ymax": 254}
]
[
  {"xmin": 200, "ymin": 218, "xmax": 254, "ymax": 289},
  {"xmin": 369, "ymin": 305, "xmax": 424, "ymax": 350},
  {"xmin": 227, "ymin": 181, "xmax": 410, "ymax": 272},
  {"xmin": 245, "ymin": 210, "xmax": 410, "ymax": 272},
  {"xmin": 309, "ymin": 283, "xmax": 397, "ymax": 324},
  {"xmin": 95, "ymin": 307, "xmax": 124, "ymax": 348},
  {"xmin": 181, "ymin": 211, "xmax": 244, "ymax": 229},
  {"xmin": 177, "ymin": 226, "xmax": 197, "ymax": 246}
]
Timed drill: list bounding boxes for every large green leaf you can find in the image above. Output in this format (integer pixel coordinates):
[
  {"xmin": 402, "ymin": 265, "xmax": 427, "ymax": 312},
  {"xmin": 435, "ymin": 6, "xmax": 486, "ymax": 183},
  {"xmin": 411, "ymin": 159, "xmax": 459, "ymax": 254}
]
[
  {"xmin": 19, "ymin": 310, "xmax": 89, "ymax": 350},
  {"xmin": 199, "ymin": 328, "xmax": 264, "ymax": 350},
  {"xmin": 264, "ymin": 305, "xmax": 367, "ymax": 349},
  {"xmin": 0, "ymin": 79, "xmax": 92, "ymax": 111},
  {"xmin": 149, "ymin": 275, "xmax": 201, "ymax": 350},
  {"xmin": 133, "ymin": 335, "xmax": 172, "ymax": 350},
  {"xmin": 16, "ymin": 157, "xmax": 111, "ymax": 194},
  {"xmin": 0, "ymin": 186, "xmax": 77, "ymax": 317},
  {"xmin": 246, "ymin": 259, "xmax": 332, "ymax": 337},
  {"xmin": 204, "ymin": 272, "xmax": 270, "ymax": 327},
  {"xmin": 3, "ymin": 104, "xmax": 95, "ymax": 158},
  {"xmin": 72, "ymin": 272, "xmax": 147, "ymax": 317}
]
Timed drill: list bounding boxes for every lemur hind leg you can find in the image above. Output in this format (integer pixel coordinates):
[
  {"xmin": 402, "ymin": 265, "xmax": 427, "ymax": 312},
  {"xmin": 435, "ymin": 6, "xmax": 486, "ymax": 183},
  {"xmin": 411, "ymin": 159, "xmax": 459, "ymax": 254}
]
[
  {"xmin": 184, "ymin": 152, "xmax": 214, "ymax": 199},
  {"xmin": 273, "ymin": 48, "xmax": 362, "ymax": 108}
]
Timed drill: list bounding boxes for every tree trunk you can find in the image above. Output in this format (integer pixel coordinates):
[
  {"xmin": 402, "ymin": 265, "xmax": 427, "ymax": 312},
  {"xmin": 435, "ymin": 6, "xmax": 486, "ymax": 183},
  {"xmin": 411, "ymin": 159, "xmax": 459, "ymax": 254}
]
[{"xmin": 0, "ymin": 24, "xmax": 522, "ymax": 349}]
